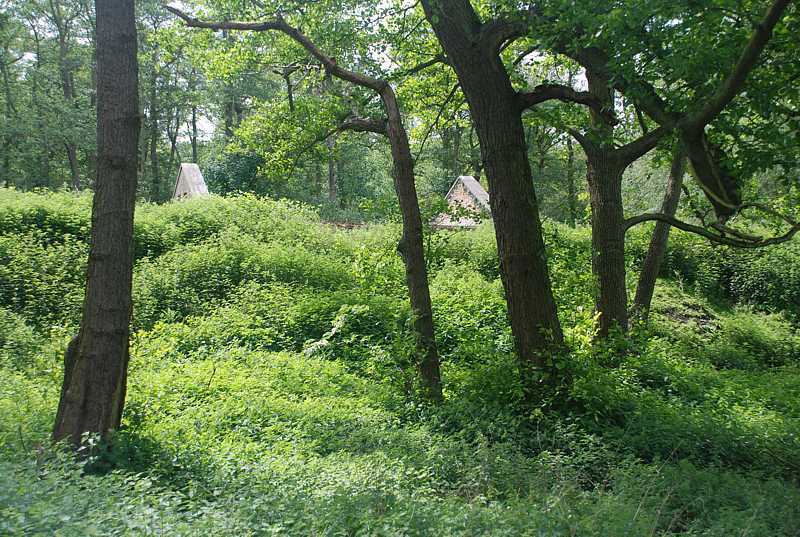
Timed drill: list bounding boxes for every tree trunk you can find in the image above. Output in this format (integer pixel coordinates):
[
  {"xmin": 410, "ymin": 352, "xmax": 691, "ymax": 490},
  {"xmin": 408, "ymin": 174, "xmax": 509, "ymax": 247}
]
[
  {"xmin": 583, "ymin": 64, "xmax": 631, "ymax": 338},
  {"xmin": 566, "ymin": 136, "xmax": 577, "ymax": 227},
  {"xmin": 52, "ymin": 0, "xmax": 139, "ymax": 446},
  {"xmin": 29, "ymin": 26, "xmax": 50, "ymax": 188},
  {"xmin": 148, "ymin": 61, "xmax": 160, "ymax": 201},
  {"xmin": 586, "ymin": 151, "xmax": 628, "ymax": 336},
  {"xmin": 191, "ymin": 106, "xmax": 198, "ymax": 162},
  {"xmin": 52, "ymin": 1, "xmax": 81, "ymax": 190},
  {"xmin": 1, "ymin": 46, "xmax": 15, "ymax": 188},
  {"xmin": 380, "ymin": 87, "xmax": 442, "ymax": 401},
  {"xmin": 632, "ymin": 148, "xmax": 687, "ymax": 319},
  {"xmin": 326, "ymin": 134, "xmax": 338, "ymax": 202},
  {"xmin": 420, "ymin": 0, "xmax": 564, "ymax": 398},
  {"xmin": 65, "ymin": 144, "xmax": 81, "ymax": 190}
]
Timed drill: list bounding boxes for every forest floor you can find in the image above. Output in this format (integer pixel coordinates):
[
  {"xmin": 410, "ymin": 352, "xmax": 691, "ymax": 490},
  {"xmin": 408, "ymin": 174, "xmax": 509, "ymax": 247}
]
[{"xmin": 1, "ymin": 190, "xmax": 799, "ymax": 536}]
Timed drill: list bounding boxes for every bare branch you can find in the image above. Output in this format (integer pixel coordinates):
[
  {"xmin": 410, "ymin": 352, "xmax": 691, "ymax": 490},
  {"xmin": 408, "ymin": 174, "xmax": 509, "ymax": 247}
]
[
  {"xmin": 517, "ymin": 83, "xmax": 618, "ymax": 125},
  {"xmin": 414, "ymin": 82, "xmax": 460, "ymax": 164},
  {"xmin": 624, "ymin": 212, "xmax": 800, "ymax": 248},
  {"xmin": 390, "ymin": 54, "xmax": 448, "ymax": 81}
]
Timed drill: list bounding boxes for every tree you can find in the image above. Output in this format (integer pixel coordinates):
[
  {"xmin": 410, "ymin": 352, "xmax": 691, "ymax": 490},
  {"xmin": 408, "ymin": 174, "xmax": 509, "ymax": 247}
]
[
  {"xmin": 418, "ymin": 0, "xmax": 616, "ymax": 396},
  {"xmin": 52, "ymin": 0, "xmax": 139, "ymax": 445},
  {"xmin": 168, "ymin": 4, "xmax": 443, "ymax": 400},
  {"xmin": 533, "ymin": 0, "xmax": 795, "ymax": 333},
  {"xmin": 632, "ymin": 147, "xmax": 686, "ymax": 319}
]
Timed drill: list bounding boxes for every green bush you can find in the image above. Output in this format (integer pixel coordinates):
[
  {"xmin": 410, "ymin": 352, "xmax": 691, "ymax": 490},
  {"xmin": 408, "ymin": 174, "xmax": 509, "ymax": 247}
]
[
  {"xmin": 0, "ymin": 232, "xmax": 86, "ymax": 330},
  {"xmin": 132, "ymin": 232, "xmax": 354, "ymax": 328}
]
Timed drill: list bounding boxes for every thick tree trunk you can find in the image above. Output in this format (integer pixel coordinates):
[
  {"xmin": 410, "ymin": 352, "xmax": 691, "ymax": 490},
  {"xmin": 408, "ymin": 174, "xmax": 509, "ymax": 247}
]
[
  {"xmin": 632, "ymin": 148, "xmax": 687, "ymax": 319},
  {"xmin": 583, "ymin": 65, "xmax": 630, "ymax": 337},
  {"xmin": 586, "ymin": 152, "xmax": 628, "ymax": 336},
  {"xmin": 420, "ymin": 0, "xmax": 564, "ymax": 397},
  {"xmin": 53, "ymin": 0, "xmax": 139, "ymax": 445},
  {"xmin": 381, "ymin": 87, "xmax": 442, "ymax": 401}
]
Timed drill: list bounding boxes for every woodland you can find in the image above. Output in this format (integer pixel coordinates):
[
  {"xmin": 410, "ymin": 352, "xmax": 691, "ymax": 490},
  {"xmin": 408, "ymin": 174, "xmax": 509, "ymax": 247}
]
[{"xmin": 1, "ymin": 0, "xmax": 800, "ymax": 535}]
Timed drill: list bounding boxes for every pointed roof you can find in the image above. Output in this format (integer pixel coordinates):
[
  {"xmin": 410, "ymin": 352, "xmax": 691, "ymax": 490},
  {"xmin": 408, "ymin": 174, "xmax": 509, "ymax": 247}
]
[
  {"xmin": 172, "ymin": 163, "xmax": 209, "ymax": 200},
  {"xmin": 445, "ymin": 175, "xmax": 490, "ymax": 211},
  {"xmin": 432, "ymin": 175, "xmax": 491, "ymax": 230}
]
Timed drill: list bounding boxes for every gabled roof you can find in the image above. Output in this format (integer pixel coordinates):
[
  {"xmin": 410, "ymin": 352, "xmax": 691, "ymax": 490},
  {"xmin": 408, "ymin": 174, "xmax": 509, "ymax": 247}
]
[
  {"xmin": 172, "ymin": 163, "xmax": 209, "ymax": 199},
  {"xmin": 445, "ymin": 175, "xmax": 490, "ymax": 212}
]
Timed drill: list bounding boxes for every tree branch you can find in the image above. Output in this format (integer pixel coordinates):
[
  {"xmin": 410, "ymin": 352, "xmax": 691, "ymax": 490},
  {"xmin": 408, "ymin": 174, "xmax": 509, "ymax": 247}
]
[
  {"xmin": 480, "ymin": 18, "xmax": 528, "ymax": 53},
  {"xmin": 165, "ymin": 5, "xmax": 388, "ymax": 93},
  {"xmin": 624, "ymin": 212, "xmax": 800, "ymax": 248},
  {"xmin": 681, "ymin": 0, "xmax": 792, "ymax": 131},
  {"xmin": 338, "ymin": 116, "xmax": 387, "ymax": 135},
  {"xmin": 390, "ymin": 54, "xmax": 448, "ymax": 81},
  {"xmin": 517, "ymin": 83, "xmax": 618, "ymax": 124},
  {"xmin": 615, "ymin": 125, "xmax": 671, "ymax": 164}
]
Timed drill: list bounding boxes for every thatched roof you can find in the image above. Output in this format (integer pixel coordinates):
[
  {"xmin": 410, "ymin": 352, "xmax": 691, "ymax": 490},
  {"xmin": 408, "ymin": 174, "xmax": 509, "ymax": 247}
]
[{"xmin": 172, "ymin": 163, "xmax": 209, "ymax": 199}]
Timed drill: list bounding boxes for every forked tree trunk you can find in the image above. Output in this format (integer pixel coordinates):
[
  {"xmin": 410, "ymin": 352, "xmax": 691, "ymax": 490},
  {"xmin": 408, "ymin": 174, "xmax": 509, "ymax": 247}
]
[
  {"xmin": 632, "ymin": 148, "xmax": 687, "ymax": 319},
  {"xmin": 420, "ymin": 0, "xmax": 564, "ymax": 398},
  {"xmin": 53, "ymin": 0, "xmax": 139, "ymax": 446}
]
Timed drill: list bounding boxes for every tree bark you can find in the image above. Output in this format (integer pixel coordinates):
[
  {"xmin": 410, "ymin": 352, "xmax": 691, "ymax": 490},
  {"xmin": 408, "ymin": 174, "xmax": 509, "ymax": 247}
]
[
  {"xmin": 420, "ymin": 0, "xmax": 564, "ymax": 397},
  {"xmin": 632, "ymin": 148, "xmax": 687, "ymax": 320},
  {"xmin": 52, "ymin": 0, "xmax": 139, "ymax": 445},
  {"xmin": 566, "ymin": 136, "xmax": 577, "ymax": 227},
  {"xmin": 381, "ymin": 87, "xmax": 442, "ymax": 401},
  {"xmin": 586, "ymin": 150, "xmax": 628, "ymax": 336},
  {"xmin": 326, "ymin": 134, "xmax": 338, "ymax": 202},
  {"xmin": 50, "ymin": 0, "xmax": 82, "ymax": 190},
  {"xmin": 148, "ymin": 57, "xmax": 160, "ymax": 201},
  {"xmin": 584, "ymin": 66, "xmax": 629, "ymax": 337}
]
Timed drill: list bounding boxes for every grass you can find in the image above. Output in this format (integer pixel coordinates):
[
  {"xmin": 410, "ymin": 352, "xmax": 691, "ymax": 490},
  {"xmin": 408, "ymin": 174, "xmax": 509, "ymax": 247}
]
[{"xmin": 1, "ymin": 190, "xmax": 799, "ymax": 536}]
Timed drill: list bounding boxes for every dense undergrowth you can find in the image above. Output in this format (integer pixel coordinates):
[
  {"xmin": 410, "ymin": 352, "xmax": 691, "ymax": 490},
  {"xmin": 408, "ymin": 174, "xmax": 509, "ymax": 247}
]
[{"xmin": 1, "ymin": 189, "xmax": 799, "ymax": 536}]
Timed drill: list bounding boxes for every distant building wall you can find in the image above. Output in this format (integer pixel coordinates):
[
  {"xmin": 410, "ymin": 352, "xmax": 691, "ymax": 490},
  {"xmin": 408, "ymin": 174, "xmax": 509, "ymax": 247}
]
[{"xmin": 432, "ymin": 181, "xmax": 487, "ymax": 229}]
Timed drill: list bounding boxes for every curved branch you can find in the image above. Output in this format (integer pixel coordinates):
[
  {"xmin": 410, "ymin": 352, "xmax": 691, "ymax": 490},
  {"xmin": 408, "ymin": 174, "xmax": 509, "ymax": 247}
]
[
  {"xmin": 624, "ymin": 212, "xmax": 800, "ymax": 248},
  {"xmin": 165, "ymin": 5, "xmax": 387, "ymax": 93},
  {"xmin": 681, "ymin": 0, "xmax": 792, "ymax": 132},
  {"xmin": 480, "ymin": 18, "xmax": 528, "ymax": 53},
  {"xmin": 517, "ymin": 83, "xmax": 618, "ymax": 124},
  {"xmin": 338, "ymin": 116, "xmax": 387, "ymax": 135}
]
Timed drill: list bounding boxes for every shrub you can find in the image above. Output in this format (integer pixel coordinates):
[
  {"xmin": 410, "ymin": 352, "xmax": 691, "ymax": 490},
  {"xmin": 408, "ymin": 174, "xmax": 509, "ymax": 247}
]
[
  {"xmin": 132, "ymin": 232, "xmax": 354, "ymax": 328},
  {"xmin": 0, "ymin": 232, "xmax": 86, "ymax": 330}
]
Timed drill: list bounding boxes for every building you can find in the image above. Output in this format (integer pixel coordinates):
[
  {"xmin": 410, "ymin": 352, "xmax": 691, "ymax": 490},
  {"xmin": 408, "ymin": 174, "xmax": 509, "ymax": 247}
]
[
  {"xmin": 432, "ymin": 175, "xmax": 490, "ymax": 229},
  {"xmin": 172, "ymin": 163, "xmax": 209, "ymax": 200}
]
